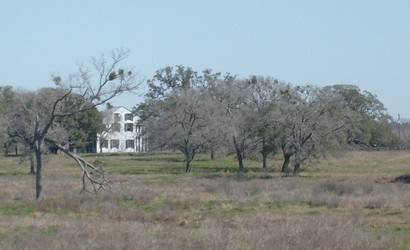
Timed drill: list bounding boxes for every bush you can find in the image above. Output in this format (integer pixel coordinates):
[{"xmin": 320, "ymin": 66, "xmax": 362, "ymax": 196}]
[{"xmin": 393, "ymin": 174, "xmax": 410, "ymax": 184}]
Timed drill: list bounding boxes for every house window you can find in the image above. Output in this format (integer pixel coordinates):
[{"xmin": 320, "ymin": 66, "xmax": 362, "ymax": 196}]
[
  {"xmin": 112, "ymin": 123, "xmax": 121, "ymax": 132},
  {"xmin": 126, "ymin": 140, "xmax": 134, "ymax": 149},
  {"xmin": 111, "ymin": 140, "xmax": 119, "ymax": 149},
  {"xmin": 125, "ymin": 113, "xmax": 133, "ymax": 121},
  {"xmin": 124, "ymin": 123, "xmax": 133, "ymax": 132},
  {"xmin": 101, "ymin": 140, "xmax": 109, "ymax": 148},
  {"xmin": 114, "ymin": 113, "xmax": 121, "ymax": 122}
]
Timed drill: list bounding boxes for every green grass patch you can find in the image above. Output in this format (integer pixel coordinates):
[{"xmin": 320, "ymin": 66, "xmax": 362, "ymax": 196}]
[
  {"xmin": 393, "ymin": 227, "xmax": 410, "ymax": 250},
  {"xmin": 265, "ymin": 200, "xmax": 309, "ymax": 209},
  {"xmin": 39, "ymin": 226, "xmax": 59, "ymax": 237},
  {"xmin": 0, "ymin": 203, "xmax": 36, "ymax": 216},
  {"xmin": 99, "ymin": 153, "xmax": 256, "ymax": 175}
]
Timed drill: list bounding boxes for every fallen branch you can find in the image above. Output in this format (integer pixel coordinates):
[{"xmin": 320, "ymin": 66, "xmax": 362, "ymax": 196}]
[{"xmin": 45, "ymin": 138, "xmax": 113, "ymax": 193}]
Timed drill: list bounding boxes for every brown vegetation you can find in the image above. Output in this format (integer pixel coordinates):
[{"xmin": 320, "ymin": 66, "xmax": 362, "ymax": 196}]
[{"xmin": 0, "ymin": 151, "xmax": 409, "ymax": 249}]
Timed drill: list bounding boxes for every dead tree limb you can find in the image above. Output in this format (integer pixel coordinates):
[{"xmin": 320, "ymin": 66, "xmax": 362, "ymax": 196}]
[{"xmin": 45, "ymin": 138, "xmax": 113, "ymax": 193}]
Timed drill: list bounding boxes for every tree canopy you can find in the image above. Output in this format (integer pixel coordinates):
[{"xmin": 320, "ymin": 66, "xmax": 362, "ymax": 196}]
[{"xmin": 135, "ymin": 65, "xmax": 400, "ymax": 174}]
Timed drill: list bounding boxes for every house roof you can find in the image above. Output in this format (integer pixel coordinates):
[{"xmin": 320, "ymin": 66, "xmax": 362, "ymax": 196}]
[
  {"xmin": 101, "ymin": 106, "xmax": 140, "ymax": 122},
  {"xmin": 101, "ymin": 106, "xmax": 131, "ymax": 116}
]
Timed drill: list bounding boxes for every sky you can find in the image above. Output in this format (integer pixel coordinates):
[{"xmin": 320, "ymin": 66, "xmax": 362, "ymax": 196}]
[{"xmin": 1, "ymin": 1, "xmax": 410, "ymax": 119}]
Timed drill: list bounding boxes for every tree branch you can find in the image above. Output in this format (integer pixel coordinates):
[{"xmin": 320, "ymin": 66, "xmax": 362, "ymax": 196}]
[{"xmin": 44, "ymin": 138, "xmax": 113, "ymax": 193}]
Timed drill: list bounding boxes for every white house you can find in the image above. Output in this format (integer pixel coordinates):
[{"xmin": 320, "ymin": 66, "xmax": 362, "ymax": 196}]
[{"xmin": 96, "ymin": 107, "xmax": 147, "ymax": 153}]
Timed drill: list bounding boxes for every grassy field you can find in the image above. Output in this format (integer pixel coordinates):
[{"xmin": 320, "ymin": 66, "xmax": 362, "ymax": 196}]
[{"xmin": 0, "ymin": 151, "xmax": 409, "ymax": 249}]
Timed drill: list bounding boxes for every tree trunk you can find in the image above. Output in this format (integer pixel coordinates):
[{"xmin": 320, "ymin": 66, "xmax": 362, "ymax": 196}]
[
  {"xmin": 281, "ymin": 152, "xmax": 292, "ymax": 174},
  {"xmin": 262, "ymin": 153, "xmax": 268, "ymax": 169},
  {"xmin": 261, "ymin": 137, "xmax": 267, "ymax": 169},
  {"xmin": 233, "ymin": 136, "xmax": 244, "ymax": 173},
  {"xmin": 293, "ymin": 163, "xmax": 300, "ymax": 176},
  {"xmin": 29, "ymin": 152, "xmax": 35, "ymax": 175},
  {"xmin": 34, "ymin": 142, "xmax": 43, "ymax": 199},
  {"xmin": 210, "ymin": 148, "xmax": 215, "ymax": 160},
  {"xmin": 185, "ymin": 159, "xmax": 191, "ymax": 173},
  {"xmin": 185, "ymin": 148, "xmax": 197, "ymax": 173},
  {"xmin": 5, "ymin": 143, "xmax": 8, "ymax": 156}
]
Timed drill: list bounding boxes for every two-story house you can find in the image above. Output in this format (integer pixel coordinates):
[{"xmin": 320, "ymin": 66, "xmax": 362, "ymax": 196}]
[{"xmin": 96, "ymin": 107, "xmax": 147, "ymax": 153}]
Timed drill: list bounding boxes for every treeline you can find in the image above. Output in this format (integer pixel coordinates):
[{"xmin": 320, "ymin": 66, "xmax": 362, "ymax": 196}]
[
  {"xmin": 0, "ymin": 65, "xmax": 407, "ymax": 175},
  {"xmin": 134, "ymin": 65, "xmax": 404, "ymax": 174}
]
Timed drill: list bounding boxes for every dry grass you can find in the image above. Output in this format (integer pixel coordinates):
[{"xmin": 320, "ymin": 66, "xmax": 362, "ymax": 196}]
[{"xmin": 0, "ymin": 151, "xmax": 409, "ymax": 249}]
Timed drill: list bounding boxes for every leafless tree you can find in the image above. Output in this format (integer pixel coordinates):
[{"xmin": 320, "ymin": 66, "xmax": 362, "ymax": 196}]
[
  {"xmin": 279, "ymin": 85, "xmax": 349, "ymax": 175},
  {"xmin": 5, "ymin": 48, "xmax": 143, "ymax": 199},
  {"xmin": 138, "ymin": 66, "xmax": 236, "ymax": 172},
  {"xmin": 143, "ymin": 87, "xmax": 212, "ymax": 173},
  {"xmin": 0, "ymin": 86, "xmax": 18, "ymax": 156},
  {"xmin": 209, "ymin": 78, "xmax": 253, "ymax": 173},
  {"xmin": 96, "ymin": 104, "xmax": 118, "ymax": 153},
  {"xmin": 245, "ymin": 76, "xmax": 288, "ymax": 169}
]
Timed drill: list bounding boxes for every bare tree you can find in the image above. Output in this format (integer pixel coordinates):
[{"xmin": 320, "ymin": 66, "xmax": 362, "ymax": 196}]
[
  {"xmin": 5, "ymin": 49, "xmax": 143, "ymax": 199},
  {"xmin": 0, "ymin": 86, "xmax": 18, "ymax": 156},
  {"xmin": 209, "ymin": 78, "xmax": 253, "ymax": 173},
  {"xmin": 279, "ymin": 85, "xmax": 348, "ymax": 175},
  {"xmin": 245, "ymin": 76, "xmax": 287, "ymax": 169},
  {"xmin": 138, "ymin": 66, "xmax": 235, "ymax": 172},
  {"xmin": 96, "ymin": 104, "xmax": 118, "ymax": 153},
  {"xmin": 142, "ymin": 88, "xmax": 212, "ymax": 173},
  {"xmin": 4, "ymin": 88, "xmax": 54, "ymax": 175}
]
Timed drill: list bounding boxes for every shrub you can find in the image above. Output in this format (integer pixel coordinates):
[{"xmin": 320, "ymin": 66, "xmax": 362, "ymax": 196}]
[{"xmin": 393, "ymin": 174, "xmax": 410, "ymax": 184}]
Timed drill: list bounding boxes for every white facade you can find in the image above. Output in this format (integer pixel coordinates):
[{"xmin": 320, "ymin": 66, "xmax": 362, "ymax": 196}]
[{"xmin": 96, "ymin": 107, "xmax": 147, "ymax": 153}]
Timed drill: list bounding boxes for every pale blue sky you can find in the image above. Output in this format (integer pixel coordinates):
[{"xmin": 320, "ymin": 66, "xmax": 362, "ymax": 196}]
[{"xmin": 1, "ymin": 1, "xmax": 410, "ymax": 118}]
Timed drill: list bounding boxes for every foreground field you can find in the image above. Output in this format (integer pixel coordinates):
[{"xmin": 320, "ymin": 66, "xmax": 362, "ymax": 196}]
[{"xmin": 0, "ymin": 151, "xmax": 409, "ymax": 249}]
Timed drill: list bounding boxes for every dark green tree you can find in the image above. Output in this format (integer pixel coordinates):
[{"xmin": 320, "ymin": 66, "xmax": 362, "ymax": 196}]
[
  {"xmin": 58, "ymin": 94, "xmax": 104, "ymax": 153},
  {"xmin": 327, "ymin": 85, "xmax": 399, "ymax": 149},
  {"xmin": 146, "ymin": 65, "xmax": 198, "ymax": 99}
]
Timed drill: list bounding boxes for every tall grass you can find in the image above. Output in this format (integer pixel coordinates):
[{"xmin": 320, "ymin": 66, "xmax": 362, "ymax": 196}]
[{"xmin": 0, "ymin": 151, "xmax": 409, "ymax": 249}]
